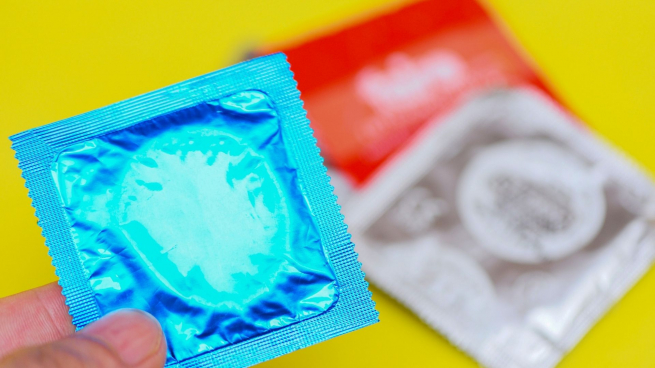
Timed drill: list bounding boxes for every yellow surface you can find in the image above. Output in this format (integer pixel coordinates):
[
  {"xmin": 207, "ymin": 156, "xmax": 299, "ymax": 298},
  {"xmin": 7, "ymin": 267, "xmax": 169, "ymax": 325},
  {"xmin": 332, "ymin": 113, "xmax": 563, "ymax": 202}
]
[{"xmin": 1, "ymin": 0, "xmax": 654, "ymax": 367}]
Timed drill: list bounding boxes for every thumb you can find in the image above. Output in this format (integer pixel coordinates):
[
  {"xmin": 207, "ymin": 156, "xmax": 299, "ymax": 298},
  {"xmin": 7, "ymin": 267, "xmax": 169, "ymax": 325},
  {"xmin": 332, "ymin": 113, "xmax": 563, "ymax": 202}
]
[{"xmin": 0, "ymin": 310, "xmax": 167, "ymax": 368}]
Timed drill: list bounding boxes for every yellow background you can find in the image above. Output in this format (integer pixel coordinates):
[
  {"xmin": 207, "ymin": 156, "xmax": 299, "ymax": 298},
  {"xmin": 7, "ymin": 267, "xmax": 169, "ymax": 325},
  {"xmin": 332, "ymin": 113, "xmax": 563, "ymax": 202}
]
[{"xmin": 1, "ymin": 0, "xmax": 654, "ymax": 366}]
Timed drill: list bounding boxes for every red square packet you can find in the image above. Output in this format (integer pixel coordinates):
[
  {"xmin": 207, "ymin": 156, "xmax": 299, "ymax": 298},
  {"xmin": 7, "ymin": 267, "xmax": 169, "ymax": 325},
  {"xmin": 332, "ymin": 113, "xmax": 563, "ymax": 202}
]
[{"xmin": 268, "ymin": 0, "xmax": 552, "ymax": 185}]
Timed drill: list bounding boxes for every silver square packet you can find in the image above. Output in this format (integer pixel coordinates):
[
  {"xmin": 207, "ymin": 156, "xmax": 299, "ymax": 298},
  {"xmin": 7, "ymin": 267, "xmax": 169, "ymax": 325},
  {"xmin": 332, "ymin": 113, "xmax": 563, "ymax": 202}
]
[{"xmin": 344, "ymin": 88, "xmax": 655, "ymax": 368}]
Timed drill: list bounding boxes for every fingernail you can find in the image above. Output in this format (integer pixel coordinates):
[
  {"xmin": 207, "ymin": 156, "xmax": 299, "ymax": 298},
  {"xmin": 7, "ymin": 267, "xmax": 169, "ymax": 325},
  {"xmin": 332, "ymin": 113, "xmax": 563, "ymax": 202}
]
[{"xmin": 80, "ymin": 309, "xmax": 164, "ymax": 366}]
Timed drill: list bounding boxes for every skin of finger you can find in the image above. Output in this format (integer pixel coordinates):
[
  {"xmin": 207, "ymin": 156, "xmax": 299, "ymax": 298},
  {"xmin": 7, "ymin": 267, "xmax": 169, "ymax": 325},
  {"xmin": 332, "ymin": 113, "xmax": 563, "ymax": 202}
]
[
  {"xmin": 79, "ymin": 310, "xmax": 167, "ymax": 368},
  {"xmin": 135, "ymin": 333, "xmax": 167, "ymax": 368},
  {"xmin": 0, "ymin": 283, "xmax": 74, "ymax": 358},
  {"xmin": 0, "ymin": 334, "xmax": 127, "ymax": 368},
  {"xmin": 0, "ymin": 285, "xmax": 167, "ymax": 368},
  {"xmin": 0, "ymin": 325, "xmax": 167, "ymax": 368}
]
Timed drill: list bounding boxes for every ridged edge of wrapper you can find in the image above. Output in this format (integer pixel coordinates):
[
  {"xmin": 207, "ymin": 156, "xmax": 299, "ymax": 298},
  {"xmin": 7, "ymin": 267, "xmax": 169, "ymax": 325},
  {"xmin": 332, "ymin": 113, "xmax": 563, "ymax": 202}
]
[{"xmin": 10, "ymin": 53, "xmax": 378, "ymax": 368}]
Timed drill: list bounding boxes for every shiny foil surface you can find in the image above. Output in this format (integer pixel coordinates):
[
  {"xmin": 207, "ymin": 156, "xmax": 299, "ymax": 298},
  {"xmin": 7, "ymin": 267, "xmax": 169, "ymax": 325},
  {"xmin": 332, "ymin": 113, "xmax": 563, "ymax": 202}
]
[{"xmin": 51, "ymin": 91, "xmax": 339, "ymax": 363}]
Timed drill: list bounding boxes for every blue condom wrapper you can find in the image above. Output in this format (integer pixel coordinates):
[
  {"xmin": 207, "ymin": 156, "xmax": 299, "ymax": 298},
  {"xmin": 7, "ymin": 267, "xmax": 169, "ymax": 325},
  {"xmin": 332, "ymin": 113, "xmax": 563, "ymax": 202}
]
[{"xmin": 10, "ymin": 54, "xmax": 378, "ymax": 367}]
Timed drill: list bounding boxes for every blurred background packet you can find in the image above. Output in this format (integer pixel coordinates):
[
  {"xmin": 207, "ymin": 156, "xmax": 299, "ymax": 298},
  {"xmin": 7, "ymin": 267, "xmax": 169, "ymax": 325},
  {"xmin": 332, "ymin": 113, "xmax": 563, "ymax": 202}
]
[
  {"xmin": 265, "ymin": 0, "xmax": 655, "ymax": 367},
  {"xmin": 344, "ymin": 88, "xmax": 655, "ymax": 368},
  {"xmin": 10, "ymin": 55, "xmax": 378, "ymax": 367},
  {"xmin": 273, "ymin": 0, "xmax": 547, "ymax": 186}
]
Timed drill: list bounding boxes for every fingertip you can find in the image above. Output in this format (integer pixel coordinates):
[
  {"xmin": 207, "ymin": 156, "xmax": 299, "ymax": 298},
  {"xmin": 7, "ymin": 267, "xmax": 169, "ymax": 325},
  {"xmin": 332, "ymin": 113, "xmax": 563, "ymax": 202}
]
[{"xmin": 81, "ymin": 309, "xmax": 166, "ymax": 367}]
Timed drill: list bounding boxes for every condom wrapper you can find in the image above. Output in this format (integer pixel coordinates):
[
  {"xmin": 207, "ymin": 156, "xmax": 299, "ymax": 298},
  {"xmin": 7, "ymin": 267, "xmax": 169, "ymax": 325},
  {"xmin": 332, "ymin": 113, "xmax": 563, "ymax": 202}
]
[
  {"xmin": 276, "ymin": 0, "xmax": 546, "ymax": 185},
  {"xmin": 10, "ymin": 54, "xmax": 378, "ymax": 367},
  {"xmin": 344, "ymin": 88, "xmax": 655, "ymax": 368}
]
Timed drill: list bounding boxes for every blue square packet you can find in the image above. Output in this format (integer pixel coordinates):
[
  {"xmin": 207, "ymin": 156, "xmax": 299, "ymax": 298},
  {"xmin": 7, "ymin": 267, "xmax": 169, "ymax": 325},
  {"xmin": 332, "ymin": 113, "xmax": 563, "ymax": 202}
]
[{"xmin": 10, "ymin": 53, "xmax": 378, "ymax": 367}]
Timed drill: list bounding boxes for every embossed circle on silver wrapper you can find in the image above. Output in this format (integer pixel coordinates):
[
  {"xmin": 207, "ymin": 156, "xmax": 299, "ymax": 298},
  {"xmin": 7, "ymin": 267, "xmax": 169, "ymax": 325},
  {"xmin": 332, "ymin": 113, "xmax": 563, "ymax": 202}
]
[{"xmin": 457, "ymin": 140, "xmax": 606, "ymax": 263}]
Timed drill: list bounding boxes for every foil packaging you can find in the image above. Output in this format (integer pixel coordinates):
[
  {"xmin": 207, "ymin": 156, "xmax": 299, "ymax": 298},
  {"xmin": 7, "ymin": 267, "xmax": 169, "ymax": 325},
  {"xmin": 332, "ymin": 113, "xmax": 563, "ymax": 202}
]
[
  {"xmin": 344, "ymin": 88, "xmax": 655, "ymax": 368},
  {"xmin": 10, "ymin": 54, "xmax": 378, "ymax": 367}
]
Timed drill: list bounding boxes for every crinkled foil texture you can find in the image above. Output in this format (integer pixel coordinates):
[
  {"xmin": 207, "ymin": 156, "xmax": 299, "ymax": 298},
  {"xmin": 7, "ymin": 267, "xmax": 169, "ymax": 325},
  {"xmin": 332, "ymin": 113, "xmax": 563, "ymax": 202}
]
[{"xmin": 51, "ymin": 91, "xmax": 339, "ymax": 363}]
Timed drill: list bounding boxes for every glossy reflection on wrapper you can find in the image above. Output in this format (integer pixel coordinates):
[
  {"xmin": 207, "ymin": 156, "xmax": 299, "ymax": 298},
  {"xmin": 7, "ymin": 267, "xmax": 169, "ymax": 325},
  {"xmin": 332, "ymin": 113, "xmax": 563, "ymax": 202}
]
[{"xmin": 52, "ymin": 91, "xmax": 338, "ymax": 363}]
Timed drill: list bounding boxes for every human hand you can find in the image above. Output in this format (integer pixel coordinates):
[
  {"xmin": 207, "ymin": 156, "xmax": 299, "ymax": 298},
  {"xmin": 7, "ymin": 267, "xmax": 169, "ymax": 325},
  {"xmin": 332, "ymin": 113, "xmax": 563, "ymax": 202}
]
[{"xmin": 0, "ymin": 283, "xmax": 166, "ymax": 368}]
